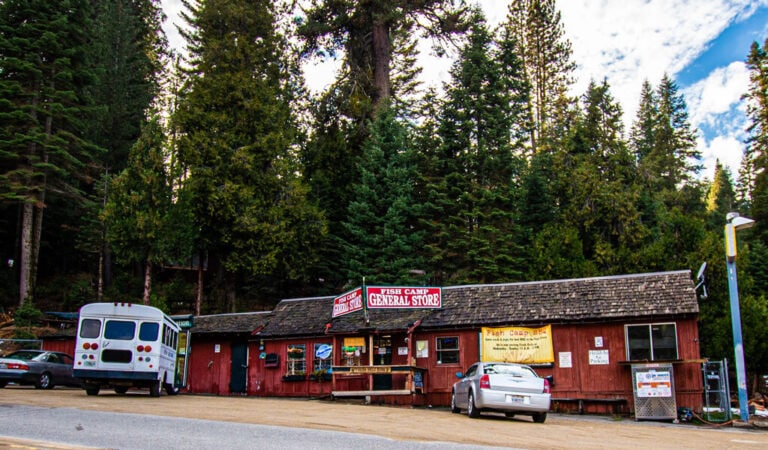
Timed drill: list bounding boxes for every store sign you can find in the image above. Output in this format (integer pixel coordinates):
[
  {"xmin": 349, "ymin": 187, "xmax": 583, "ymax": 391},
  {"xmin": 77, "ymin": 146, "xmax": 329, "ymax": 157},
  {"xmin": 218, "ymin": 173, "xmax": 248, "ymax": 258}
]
[
  {"xmin": 480, "ymin": 325, "xmax": 554, "ymax": 364},
  {"xmin": 366, "ymin": 286, "xmax": 442, "ymax": 309},
  {"xmin": 332, "ymin": 287, "xmax": 364, "ymax": 317}
]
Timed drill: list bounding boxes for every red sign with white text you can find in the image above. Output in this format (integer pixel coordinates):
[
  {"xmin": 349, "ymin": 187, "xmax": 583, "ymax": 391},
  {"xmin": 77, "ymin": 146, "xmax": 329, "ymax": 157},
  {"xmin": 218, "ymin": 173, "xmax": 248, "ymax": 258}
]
[
  {"xmin": 332, "ymin": 287, "xmax": 364, "ymax": 317},
  {"xmin": 366, "ymin": 286, "xmax": 442, "ymax": 309}
]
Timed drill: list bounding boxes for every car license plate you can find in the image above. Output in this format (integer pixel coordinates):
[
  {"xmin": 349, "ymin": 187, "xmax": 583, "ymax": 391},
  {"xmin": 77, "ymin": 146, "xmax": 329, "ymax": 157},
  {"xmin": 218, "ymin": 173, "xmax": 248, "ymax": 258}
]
[
  {"xmin": 0, "ymin": 363, "xmax": 5, "ymax": 369},
  {"xmin": 506, "ymin": 394, "xmax": 530, "ymax": 405},
  {"xmin": 84, "ymin": 361, "xmax": 96, "ymax": 367}
]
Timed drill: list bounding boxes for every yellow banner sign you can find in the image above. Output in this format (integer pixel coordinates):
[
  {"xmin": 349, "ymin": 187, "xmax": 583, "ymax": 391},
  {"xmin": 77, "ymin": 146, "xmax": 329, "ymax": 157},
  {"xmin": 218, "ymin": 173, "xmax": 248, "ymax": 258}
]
[{"xmin": 481, "ymin": 325, "xmax": 554, "ymax": 364}]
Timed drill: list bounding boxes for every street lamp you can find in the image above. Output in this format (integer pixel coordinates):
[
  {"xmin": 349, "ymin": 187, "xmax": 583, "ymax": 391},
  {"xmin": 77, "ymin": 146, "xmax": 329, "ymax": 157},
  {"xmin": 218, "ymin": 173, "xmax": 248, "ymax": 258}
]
[{"xmin": 724, "ymin": 212, "xmax": 755, "ymax": 423}]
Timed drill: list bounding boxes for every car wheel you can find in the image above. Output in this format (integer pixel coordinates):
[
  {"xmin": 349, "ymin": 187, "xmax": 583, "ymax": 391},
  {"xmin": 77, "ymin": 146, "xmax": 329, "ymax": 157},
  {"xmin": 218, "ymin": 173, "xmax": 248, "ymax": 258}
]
[
  {"xmin": 532, "ymin": 412, "xmax": 547, "ymax": 423},
  {"xmin": 467, "ymin": 391, "xmax": 480, "ymax": 418},
  {"xmin": 36, "ymin": 372, "xmax": 54, "ymax": 389},
  {"xmin": 164, "ymin": 383, "xmax": 180, "ymax": 396},
  {"xmin": 85, "ymin": 386, "xmax": 100, "ymax": 396},
  {"xmin": 450, "ymin": 390, "xmax": 460, "ymax": 413},
  {"xmin": 504, "ymin": 412, "xmax": 515, "ymax": 418},
  {"xmin": 114, "ymin": 387, "xmax": 129, "ymax": 395},
  {"xmin": 149, "ymin": 380, "xmax": 162, "ymax": 397}
]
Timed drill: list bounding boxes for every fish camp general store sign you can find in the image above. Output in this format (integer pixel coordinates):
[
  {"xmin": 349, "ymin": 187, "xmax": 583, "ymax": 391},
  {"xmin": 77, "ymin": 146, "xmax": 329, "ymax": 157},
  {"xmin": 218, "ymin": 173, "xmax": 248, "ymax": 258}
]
[{"xmin": 332, "ymin": 286, "xmax": 442, "ymax": 318}]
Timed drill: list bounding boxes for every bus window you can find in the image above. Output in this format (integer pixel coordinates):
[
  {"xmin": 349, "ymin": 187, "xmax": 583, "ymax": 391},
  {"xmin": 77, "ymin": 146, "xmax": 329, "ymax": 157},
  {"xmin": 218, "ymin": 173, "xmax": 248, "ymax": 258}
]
[
  {"xmin": 80, "ymin": 319, "xmax": 101, "ymax": 338},
  {"xmin": 139, "ymin": 322, "xmax": 160, "ymax": 341},
  {"xmin": 104, "ymin": 320, "xmax": 136, "ymax": 340}
]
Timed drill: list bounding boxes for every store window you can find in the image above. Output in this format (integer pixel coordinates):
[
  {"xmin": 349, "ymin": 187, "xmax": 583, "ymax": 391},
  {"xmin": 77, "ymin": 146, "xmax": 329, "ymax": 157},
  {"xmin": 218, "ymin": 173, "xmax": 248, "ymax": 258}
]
[
  {"xmin": 436, "ymin": 336, "xmax": 459, "ymax": 364},
  {"xmin": 342, "ymin": 337, "xmax": 365, "ymax": 366},
  {"xmin": 286, "ymin": 344, "xmax": 306, "ymax": 375},
  {"xmin": 313, "ymin": 343, "xmax": 333, "ymax": 372},
  {"xmin": 625, "ymin": 323, "xmax": 678, "ymax": 361}
]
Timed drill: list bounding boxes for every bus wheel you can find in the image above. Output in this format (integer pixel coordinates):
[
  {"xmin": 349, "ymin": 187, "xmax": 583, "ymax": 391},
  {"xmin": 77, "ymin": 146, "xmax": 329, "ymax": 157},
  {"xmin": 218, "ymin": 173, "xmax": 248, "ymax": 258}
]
[
  {"xmin": 149, "ymin": 381, "xmax": 162, "ymax": 397},
  {"xmin": 85, "ymin": 386, "xmax": 100, "ymax": 396},
  {"xmin": 165, "ymin": 383, "xmax": 180, "ymax": 395},
  {"xmin": 114, "ymin": 387, "xmax": 129, "ymax": 395}
]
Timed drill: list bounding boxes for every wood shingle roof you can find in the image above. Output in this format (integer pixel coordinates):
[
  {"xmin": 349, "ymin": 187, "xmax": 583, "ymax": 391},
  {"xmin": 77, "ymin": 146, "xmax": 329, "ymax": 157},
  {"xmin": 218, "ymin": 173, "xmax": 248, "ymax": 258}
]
[
  {"xmin": 420, "ymin": 270, "xmax": 698, "ymax": 328},
  {"xmin": 199, "ymin": 270, "xmax": 699, "ymax": 338},
  {"xmin": 191, "ymin": 311, "xmax": 271, "ymax": 335}
]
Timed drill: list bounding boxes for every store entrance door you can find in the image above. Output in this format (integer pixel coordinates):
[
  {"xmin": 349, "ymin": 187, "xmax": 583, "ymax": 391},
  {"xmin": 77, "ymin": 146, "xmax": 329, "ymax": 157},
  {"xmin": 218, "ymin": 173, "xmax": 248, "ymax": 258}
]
[{"xmin": 373, "ymin": 335, "xmax": 392, "ymax": 390}]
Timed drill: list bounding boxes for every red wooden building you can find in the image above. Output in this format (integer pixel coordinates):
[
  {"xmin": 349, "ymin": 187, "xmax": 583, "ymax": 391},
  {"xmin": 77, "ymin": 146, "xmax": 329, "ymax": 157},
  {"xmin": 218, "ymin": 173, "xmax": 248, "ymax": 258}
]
[{"xmin": 185, "ymin": 270, "xmax": 702, "ymax": 415}]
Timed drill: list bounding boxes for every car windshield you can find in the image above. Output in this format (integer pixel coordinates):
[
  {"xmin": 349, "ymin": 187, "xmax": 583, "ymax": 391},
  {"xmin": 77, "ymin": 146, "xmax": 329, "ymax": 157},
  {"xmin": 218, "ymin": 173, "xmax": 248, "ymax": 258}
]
[
  {"xmin": 484, "ymin": 364, "xmax": 536, "ymax": 378},
  {"xmin": 5, "ymin": 350, "xmax": 44, "ymax": 361}
]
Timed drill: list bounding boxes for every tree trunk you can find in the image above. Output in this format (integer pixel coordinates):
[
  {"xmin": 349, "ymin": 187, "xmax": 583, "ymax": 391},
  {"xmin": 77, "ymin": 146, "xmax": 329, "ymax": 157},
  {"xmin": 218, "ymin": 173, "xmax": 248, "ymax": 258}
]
[
  {"xmin": 371, "ymin": 20, "xmax": 391, "ymax": 116},
  {"xmin": 143, "ymin": 259, "xmax": 152, "ymax": 305},
  {"xmin": 196, "ymin": 255, "xmax": 203, "ymax": 316},
  {"xmin": 19, "ymin": 203, "xmax": 34, "ymax": 305}
]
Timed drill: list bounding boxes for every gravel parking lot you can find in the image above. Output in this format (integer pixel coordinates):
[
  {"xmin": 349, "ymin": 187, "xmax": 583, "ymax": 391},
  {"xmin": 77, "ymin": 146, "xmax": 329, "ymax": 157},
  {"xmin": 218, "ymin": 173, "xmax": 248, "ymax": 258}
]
[{"xmin": 1, "ymin": 386, "xmax": 767, "ymax": 449}]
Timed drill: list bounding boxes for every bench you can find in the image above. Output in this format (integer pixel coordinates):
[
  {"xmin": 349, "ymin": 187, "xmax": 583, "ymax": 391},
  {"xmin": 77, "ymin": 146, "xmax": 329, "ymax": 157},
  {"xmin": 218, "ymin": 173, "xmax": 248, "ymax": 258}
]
[{"xmin": 552, "ymin": 397, "xmax": 627, "ymax": 415}]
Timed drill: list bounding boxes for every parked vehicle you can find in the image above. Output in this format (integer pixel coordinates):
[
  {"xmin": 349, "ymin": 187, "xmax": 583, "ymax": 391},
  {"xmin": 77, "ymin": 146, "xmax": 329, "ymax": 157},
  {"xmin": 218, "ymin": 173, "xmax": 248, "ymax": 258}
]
[
  {"xmin": 451, "ymin": 362, "xmax": 551, "ymax": 423},
  {"xmin": 0, "ymin": 350, "xmax": 80, "ymax": 389},
  {"xmin": 73, "ymin": 302, "xmax": 182, "ymax": 396}
]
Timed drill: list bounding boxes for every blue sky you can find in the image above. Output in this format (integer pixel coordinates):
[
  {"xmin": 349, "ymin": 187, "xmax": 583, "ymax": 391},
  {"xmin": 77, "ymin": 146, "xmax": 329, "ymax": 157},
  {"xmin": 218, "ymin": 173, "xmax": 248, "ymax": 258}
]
[{"xmin": 162, "ymin": 0, "xmax": 768, "ymax": 182}]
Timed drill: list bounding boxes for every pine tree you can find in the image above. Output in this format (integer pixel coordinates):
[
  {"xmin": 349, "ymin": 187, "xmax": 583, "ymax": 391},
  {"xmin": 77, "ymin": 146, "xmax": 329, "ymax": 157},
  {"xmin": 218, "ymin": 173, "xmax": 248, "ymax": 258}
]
[
  {"xmin": 175, "ymin": 0, "xmax": 324, "ymax": 311},
  {"xmin": 0, "ymin": 0, "xmax": 98, "ymax": 305},
  {"xmin": 298, "ymin": 0, "xmax": 467, "ymax": 119},
  {"xmin": 104, "ymin": 117, "xmax": 172, "ymax": 305},
  {"xmin": 556, "ymin": 79, "xmax": 645, "ymax": 274},
  {"xmin": 744, "ymin": 39, "xmax": 768, "ymax": 237},
  {"xmin": 504, "ymin": 0, "xmax": 575, "ymax": 153},
  {"xmin": 429, "ymin": 11, "xmax": 527, "ymax": 284},
  {"xmin": 341, "ymin": 108, "xmax": 424, "ymax": 285}
]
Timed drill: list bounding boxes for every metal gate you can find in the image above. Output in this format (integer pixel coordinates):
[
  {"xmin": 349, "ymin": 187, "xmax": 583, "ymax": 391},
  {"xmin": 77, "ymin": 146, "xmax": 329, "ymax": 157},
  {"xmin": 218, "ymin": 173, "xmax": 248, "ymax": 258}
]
[
  {"xmin": 702, "ymin": 359, "xmax": 731, "ymax": 422},
  {"xmin": 631, "ymin": 363, "xmax": 677, "ymax": 420}
]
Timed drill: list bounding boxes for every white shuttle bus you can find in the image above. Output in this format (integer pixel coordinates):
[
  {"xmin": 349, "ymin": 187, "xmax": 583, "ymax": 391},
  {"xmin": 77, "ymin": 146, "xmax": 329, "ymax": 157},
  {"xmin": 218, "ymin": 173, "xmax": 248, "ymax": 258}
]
[{"xmin": 73, "ymin": 302, "xmax": 181, "ymax": 396}]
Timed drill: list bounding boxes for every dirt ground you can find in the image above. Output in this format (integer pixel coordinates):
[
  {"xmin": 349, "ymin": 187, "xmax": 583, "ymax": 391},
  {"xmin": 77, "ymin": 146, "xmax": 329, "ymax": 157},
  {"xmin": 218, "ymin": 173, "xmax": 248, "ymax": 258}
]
[{"xmin": 2, "ymin": 386, "xmax": 768, "ymax": 449}]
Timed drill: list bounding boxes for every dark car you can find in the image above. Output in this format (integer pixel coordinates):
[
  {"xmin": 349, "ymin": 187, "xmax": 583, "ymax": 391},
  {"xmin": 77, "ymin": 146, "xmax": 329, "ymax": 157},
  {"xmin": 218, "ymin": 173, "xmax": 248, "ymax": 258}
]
[{"xmin": 0, "ymin": 350, "xmax": 80, "ymax": 389}]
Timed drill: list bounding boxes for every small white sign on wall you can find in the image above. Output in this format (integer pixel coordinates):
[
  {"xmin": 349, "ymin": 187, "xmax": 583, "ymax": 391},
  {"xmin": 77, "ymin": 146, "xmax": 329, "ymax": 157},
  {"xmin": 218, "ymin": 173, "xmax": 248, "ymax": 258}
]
[
  {"xmin": 398, "ymin": 346, "xmax": 408, "ymax": 356},
  {"xmin": 559, "ymin": 351, "xmax": 572, "ymax": 368},
  {"xmin": 589, "ymin": 349, "xmax": 609, "ymax": 365},
  {"xmin": 595, "ymin": 336, "xmax": 603, "ymax": 348},
  {"xmin": 214, "ymin": 344, "xmax": 221, "ymax": 353}
]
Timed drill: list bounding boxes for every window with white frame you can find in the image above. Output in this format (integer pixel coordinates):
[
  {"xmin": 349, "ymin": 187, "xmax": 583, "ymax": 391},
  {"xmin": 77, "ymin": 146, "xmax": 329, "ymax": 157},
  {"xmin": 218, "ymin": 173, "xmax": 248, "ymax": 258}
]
[
  {"xmin": 286, "ymin": 344, "xmax": 306, "ymax": 376},
  {"xmin": 436, "ymin": 336, "xmax": 459, "ymax": 364},
  {"xmin": 625, "ymin": 323, "xmax": 678, "ymax": 361}
]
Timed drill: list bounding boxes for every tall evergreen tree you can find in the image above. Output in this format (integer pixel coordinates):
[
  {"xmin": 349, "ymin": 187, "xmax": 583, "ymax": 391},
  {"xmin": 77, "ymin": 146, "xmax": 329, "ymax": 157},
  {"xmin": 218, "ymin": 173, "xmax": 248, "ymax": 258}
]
[
  {"xmin": 429, "ymin": 12, "xmax": 528, "ymax": 284},
  {"xmin": 341, "ymin": 108, "xmax": 424, "ymax": 285},
  {"xmin": 558, "ymin": 79, "xmax": 645, "ymax": 274},
  {"xmin": 175, "ymin": 0, "xmax": 325, "ymax": 311},
  {"xmin": 744, "ymin": 39, "xmax": 768, "ymax": 237},
  {"xmin": 103, "ymin": 116, "xmax": 172, "ymax": 305},
  {"xmin": 0, "ymin": 0, "xmax": 98, "ymax": 305},
  {"xmin": 504, "ymin": 0, "xmax": 575, "ymax": 153}
]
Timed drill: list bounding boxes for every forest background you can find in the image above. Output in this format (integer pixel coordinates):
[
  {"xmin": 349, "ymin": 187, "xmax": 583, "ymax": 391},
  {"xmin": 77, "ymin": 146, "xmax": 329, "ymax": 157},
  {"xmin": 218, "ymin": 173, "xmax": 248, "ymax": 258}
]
[{"xmin": 2, "ymin": 1, "xmax": 768, "ymax": 386}]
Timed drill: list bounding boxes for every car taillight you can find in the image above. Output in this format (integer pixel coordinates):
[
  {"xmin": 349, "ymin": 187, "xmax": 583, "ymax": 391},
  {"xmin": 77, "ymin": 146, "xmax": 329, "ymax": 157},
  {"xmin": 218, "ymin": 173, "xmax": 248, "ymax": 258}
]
[
  {"xmin": 543, "ymin": 378, "xmax": 551, "ymax": 394},
  {"xmin": 82, "ymin": 342, "xmax": 98, "ymax": 350},
  {"xmin": 137, "ymin": 345, "xmax": 144, "ymax": 352},
  {"xmin": 8, "ymin": 363, "xmax": 29, "ymax": 370},
  {"xmin": 144, "ymin": 345, "xmax": 152, "ymax": 352},
  {"xmin": 479, "ymin": 374, "xmax": 491, "ymax": 389}
]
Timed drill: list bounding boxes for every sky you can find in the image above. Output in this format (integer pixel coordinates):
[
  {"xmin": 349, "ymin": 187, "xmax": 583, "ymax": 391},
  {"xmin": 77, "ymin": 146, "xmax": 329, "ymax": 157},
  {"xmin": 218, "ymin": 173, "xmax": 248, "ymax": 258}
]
[{"xmin": 161, "ymin": 0, "xmax": 768, "ymax": 182}]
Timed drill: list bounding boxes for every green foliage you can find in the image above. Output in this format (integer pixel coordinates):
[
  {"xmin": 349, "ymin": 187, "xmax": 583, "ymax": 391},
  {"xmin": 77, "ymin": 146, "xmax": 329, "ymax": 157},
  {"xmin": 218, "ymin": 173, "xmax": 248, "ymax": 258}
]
[{"xmin": 14, "ymin": 302, "xmax": 43, "ymax": 328}]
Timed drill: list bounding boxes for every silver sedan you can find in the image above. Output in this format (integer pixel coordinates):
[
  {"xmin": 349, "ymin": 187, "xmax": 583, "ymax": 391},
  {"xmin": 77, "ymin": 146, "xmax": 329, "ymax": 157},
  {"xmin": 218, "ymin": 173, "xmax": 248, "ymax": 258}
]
[
  {"xmin": 451, "ymin": 362, "xmax": 551, "ymax": 423},
  {"xmin": 0, "ymin": 350, "xmax": 80, "ymax": 389}
]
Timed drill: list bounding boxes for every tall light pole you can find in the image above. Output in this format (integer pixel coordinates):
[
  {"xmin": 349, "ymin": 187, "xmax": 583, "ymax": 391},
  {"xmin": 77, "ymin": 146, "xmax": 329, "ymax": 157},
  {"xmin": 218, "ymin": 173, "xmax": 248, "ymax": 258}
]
[{"xmin": 724, "ymin": 212, "xmax": 755, "ymax": 423}]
